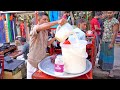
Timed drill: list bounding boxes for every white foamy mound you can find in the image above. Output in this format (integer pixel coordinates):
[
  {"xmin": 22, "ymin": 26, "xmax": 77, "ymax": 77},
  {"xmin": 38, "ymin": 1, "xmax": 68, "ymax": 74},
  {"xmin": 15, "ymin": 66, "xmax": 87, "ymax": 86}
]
[{"xmin": 60, "ymin": 40, "xmax": 87, "ymax": 74}]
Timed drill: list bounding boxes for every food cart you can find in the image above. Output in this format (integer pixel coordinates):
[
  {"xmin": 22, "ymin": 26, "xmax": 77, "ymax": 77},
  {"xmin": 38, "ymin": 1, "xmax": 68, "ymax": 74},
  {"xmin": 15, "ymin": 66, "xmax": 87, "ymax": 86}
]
[
  {"xmin": 32, "ymin": 29, "xmax": 96, "ymax": 79},
  {"xmin": 32, "ymin": 11, "xmax": 97, "ymax": 79}
]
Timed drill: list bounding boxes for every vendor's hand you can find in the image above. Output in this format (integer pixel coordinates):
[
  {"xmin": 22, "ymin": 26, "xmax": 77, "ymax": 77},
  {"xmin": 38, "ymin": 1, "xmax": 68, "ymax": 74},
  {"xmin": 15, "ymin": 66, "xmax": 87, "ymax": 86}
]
[
  {"xmin": 108, "ymin": 43, "xmax": 113, "ymax": 49},
  {"xmin": 58, "ymin": 18, "xmax": 67, "ymax": 26},
  {"xmin": 62, "ymin": 14, "xmax": 67, "ymax": 19}
]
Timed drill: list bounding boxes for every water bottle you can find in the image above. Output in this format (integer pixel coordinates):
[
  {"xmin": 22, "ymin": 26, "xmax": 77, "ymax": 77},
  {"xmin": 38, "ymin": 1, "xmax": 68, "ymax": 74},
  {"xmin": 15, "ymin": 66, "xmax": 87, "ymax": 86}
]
[{"xmin": 54, "ymin": 55, "xmax": 64, "ymax": 75}]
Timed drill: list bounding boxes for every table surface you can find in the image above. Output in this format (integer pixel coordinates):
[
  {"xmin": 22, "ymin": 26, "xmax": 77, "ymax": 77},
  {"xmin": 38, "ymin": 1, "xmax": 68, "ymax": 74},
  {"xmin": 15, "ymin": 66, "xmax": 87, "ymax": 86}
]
[
  {"xmin": 32, "ymin": 69, "xmax": 93, "ymax": 79},
  {"xmin": 32, "ymin": 54, "xmax": 93, "ymax": 79}
]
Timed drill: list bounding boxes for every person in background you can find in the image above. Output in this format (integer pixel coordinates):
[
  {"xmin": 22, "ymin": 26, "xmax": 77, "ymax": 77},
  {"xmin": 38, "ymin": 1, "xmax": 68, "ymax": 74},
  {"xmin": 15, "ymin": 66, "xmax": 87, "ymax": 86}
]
[
  {"xmin": 90, "ymin": 12, "xmax": 101, "ymax": 53},
  {"xmin": 68, "ymin": 18, "xmax": 87, "ymax": 43},
  {"xmin": 98, "ymin": 12, "xmax": 104, "ymax": 44},
  {"xmin": 98, "ymin": 11, "xmax": 119, "ymax": 77},
  {"xmin": 20, "ymin": 20, "xmax": 26, "ymax": 38},
  {"xmin": 27, "ymin": 12, "xmax": 67, "ymax": 79},
  {"xmin": 12, "ymin": 37, "xmax": 29, "ymax": 60},
  {"xmin": 63, "ymin": 11, "xmax": 74, "ymax": 25},
  {"xmin": 63, "ymin": 11, "xmax": 70, "ymax": 18}
]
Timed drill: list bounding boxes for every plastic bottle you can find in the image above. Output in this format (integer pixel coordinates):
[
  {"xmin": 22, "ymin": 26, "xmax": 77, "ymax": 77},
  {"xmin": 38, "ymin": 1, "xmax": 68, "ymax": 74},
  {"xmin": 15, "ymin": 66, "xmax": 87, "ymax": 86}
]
[{"xmin": 54, "ymin": 55, "xmax": 64, "ymax": 75}]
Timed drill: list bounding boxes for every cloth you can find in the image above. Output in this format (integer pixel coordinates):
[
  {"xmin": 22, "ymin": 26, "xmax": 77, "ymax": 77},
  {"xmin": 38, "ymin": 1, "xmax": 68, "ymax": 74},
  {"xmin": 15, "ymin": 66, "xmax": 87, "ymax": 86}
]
[
  {"xmin": 99, "ymin": 42, "xmax": 114, "ymax": 71},
  {"xmin": 68, "ymin": 27, "xmax": 86, "ymax": 43},
  {"xmin": 102, "ymin": 18, "xmax": 119, "ymax": 42},
  {"xmin": 49, "ymin": 11, "xmax": 59, "ymax": 22},
  {"xmin": 49, "ymin": 11, "xmax": 59, "ymax": 28},
  {"xmin": 13, "ymin": 18, "xmax": 17, "ymax": 38},
  {"xmin": 27, "ymin": 25, "xmax": 48, "ymax": 68},
  {"xmin": 90, "ymin": 18, "xmax": 101, "ymax": 35},
  {"xmin": 20, "ymin": 22, "xmax": 26, "ymax": 38},
  {"xmin": 10, "ymin": 20, "xmax": 14, "ymax": 41},
  {"xmin": 16, "ymin": 24, "xmax": 21, "ymax": 36},
  {"xmin": 0, "ymin": 20, "xmax": 6, "ymax": 43},
  {"xmin": 24, "ymin": 21, "xmax": 27, "ymax": 37},
  {"xmin": 27, "ymin": 61, "xmax": 37, "ymax": 79}
]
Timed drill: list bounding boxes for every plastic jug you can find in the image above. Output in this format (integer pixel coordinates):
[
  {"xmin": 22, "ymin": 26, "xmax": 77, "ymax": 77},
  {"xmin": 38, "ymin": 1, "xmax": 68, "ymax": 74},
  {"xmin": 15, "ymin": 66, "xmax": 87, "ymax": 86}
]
[
  {"xmin": 55, "ymin": 23, "xmax": 74, "ymax": 43},
  {"xmin": 60, "ymin": 40, "xmax": 88, "ymax": 74}
]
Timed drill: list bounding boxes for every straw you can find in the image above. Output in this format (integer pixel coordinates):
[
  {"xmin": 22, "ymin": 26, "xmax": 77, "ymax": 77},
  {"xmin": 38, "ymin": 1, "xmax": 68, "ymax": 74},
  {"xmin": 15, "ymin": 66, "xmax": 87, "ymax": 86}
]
[{"xmin": 67, "ymin": 16, "xmax": 71, "ymax": 21}]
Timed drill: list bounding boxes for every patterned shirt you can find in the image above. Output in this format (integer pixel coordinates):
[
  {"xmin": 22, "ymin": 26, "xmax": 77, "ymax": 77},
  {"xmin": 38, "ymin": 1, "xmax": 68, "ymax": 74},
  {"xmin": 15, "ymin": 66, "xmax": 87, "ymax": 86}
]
[{"xmin": 102, "ymin": 18, "xmax": 119, "ymax": 42}]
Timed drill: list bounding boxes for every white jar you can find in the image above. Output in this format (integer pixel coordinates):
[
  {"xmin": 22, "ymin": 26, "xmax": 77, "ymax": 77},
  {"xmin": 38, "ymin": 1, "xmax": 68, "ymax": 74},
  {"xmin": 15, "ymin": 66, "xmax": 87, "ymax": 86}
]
[{"xmin": 54, "ymin": 55, "xmax": 64, "ymax": 75}]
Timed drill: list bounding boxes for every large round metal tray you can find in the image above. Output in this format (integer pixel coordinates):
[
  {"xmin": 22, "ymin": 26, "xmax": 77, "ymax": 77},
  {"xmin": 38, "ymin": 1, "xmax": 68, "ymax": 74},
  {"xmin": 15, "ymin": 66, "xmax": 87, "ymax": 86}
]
[{"xmin": 38, "ymin": 56, "xmax": 92, "ymax": 78}]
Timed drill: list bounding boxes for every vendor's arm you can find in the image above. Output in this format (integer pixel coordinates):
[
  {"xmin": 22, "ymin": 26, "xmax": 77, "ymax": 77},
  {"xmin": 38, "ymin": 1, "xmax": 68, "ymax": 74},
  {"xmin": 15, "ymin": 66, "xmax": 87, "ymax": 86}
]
[
  {"xmin": 36, "ymin": 18, "xmax": 67, "ymax": 33},
  {"xmin": 30, "ymin": 18, "xmax": 67, "ymax": 38}
]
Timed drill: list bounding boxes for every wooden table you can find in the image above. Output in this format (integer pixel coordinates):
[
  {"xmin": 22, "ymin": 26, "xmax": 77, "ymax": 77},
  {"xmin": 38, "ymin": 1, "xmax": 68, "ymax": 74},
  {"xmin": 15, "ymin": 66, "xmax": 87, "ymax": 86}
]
[
  {"xmin": 8, "ymin": 50, "xmax": 21, "ymax": 57},
  {"xmin": 32, "ymin": 69, "xmax": 93, "ymax": 79},
  {"xmin": 0, "ymin": 45, "xmax": 17, "ymax": 55}
]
